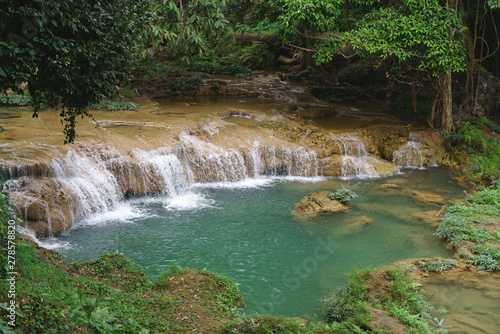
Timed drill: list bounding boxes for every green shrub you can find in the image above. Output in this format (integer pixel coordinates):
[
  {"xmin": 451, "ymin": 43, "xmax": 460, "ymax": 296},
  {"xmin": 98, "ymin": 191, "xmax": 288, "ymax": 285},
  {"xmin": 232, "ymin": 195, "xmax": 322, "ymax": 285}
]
[
  {"xmin": 321, "ymin": 267, "xmax": 440, "ymax": 333},
  {"xmin": 436, "ymin": 189, "xmax": 500, "ymax": 271},
  {"xmin": 415, "ymin": 259, "xmax": 458, "ymax": 273},
  {"xmin": 328, "ymin": 187, "xmax": 358, "ymax": 204},
  {"xmin": 91, "ymin": 100, "xmax": 140, "ymax": 111},
  {"xmin": 447, "ymin": 120, "xmax": 500, "ymax": 183},
  {"xmin": 0, "ymin": 94, "xmax": 33, "ymax": 106}
]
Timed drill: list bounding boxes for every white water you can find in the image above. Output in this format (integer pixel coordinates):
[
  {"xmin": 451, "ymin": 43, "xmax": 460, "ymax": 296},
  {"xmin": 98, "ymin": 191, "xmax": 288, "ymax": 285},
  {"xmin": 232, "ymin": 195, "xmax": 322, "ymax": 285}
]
[
  {"xmin": 333, "ymin": 134, "xmax": 379, "ymax": 179},
  {"xmin": 393, "ymin": 132, "xmax": 426, "ymax": 168},
  {"xmin": 6, "ymin": 135, "xmax": 323, "ymax": 233}
]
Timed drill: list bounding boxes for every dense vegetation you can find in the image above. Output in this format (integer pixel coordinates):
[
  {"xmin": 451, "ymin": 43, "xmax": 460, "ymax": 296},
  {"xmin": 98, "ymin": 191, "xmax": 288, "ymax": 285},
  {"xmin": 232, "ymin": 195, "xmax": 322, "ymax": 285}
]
[{"xmin": 1, "ymin": 0, "xmax": 499, "ymax": 141}]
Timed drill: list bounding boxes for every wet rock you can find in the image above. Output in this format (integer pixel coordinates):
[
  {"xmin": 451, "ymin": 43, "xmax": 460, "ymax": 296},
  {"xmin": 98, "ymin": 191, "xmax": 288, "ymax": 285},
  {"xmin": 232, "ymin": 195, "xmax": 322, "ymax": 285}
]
[
  {"xmin": 319, "ymin": 156, "xmax": 342, "ymax": 176},
  {"xmin": 371, "ymin": 159, "xmax": 398, "ymax": 176},
  {"xmin": 407, "ymin": 261, "xmax": 500, "ymax": 334},
  {"xmin": 10, "ymin": 179, "xmax": 78, "ymax": 238},
  {"xmin": 292, "ymin": 190, "xmax": 348, "ymax": 219},
  {"xmin": 378, "ymin": 145, "xmax": 396, "ymax": 161},
  {"xmin": 368, "ymin": 307, "xmax": 406, "ymax": 334},
  {"xmin": 410, "ymin": 190, "xmax": 446, "ymax": 206}
]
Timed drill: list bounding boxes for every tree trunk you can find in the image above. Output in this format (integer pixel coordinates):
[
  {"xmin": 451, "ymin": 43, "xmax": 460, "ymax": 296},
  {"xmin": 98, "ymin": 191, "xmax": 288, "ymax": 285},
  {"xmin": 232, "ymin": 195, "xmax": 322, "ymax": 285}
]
[
  {"xmin": 440, "ymin": 71, "xmax": 454, "ymax": 131},
  {"xmin": 411, "ymin": 85, "xmax": 417, "ymax": 113}
]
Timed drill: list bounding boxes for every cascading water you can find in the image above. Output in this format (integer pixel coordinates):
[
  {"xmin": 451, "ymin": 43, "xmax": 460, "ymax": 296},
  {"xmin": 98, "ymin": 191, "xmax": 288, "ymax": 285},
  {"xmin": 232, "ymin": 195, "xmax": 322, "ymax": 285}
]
[
  {"xmin": 5, "ymin": 135, "xmax": 320, "ymax": 234},
  {"xmin": 393, "ymin": 133, "xmax": 426, "ymax": 168},
  {"xmin": 333, "ymin": 134, "xmax": 379, "ymax": 178}
]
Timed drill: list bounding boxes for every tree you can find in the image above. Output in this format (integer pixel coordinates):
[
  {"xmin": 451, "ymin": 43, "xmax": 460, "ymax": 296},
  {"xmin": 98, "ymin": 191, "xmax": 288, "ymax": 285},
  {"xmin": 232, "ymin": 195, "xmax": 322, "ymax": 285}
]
[
  {"xmin": 147, "ymin": 0, "xmax": 230, "ymax": 62},
  {"xmin": 259, "ymin": 0, "xmax": 344, "ymax": 67},
  {"xmin": 315, "ymin": 0, "xmax": 467, "ymax": 130},
  {"xmin": 0, "ymin": 0, "xmax": 152, "ymax": 143}
]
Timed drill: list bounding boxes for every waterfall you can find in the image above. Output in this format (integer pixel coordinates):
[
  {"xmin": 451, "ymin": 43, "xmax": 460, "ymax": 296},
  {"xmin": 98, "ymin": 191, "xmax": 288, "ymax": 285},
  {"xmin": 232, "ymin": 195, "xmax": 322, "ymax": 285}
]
[
  {"xmin": 4, "ymin": 136, "xmax": 319, "ymax": 234},
  {"xmin": 393, "ymin": 133, "xmax": 425, "ymax": 168},
  {"xmin": 333, "ymin": 134, "xmax": 378, "ymax": 179}
]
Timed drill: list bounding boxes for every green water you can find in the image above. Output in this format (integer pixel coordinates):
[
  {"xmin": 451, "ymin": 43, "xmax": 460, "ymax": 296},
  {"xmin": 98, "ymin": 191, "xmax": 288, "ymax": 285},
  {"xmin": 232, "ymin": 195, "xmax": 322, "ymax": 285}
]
[{"xmin": 49, "ymin": 167, "xmax": 464, "ymax": 318}]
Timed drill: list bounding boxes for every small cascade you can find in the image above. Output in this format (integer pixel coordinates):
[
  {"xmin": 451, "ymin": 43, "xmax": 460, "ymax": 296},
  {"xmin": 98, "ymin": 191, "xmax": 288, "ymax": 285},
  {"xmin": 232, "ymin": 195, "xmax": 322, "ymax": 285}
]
[
  {"xmin": 5, "ymin": 135, "xmax": 320, "ymax": 236},
  {"xmin": 393, "ymin": 132, "xmax": 425, "ymax": 168},
  {"xmin": 334, "ymin": 134, "xmax": 378, "ymax": 178},
  {"xmin": 50, "ymin": 149, "xmax": 122, "ymax": 217},
  {"xmin": 109, "ymin": 147, "xmax": 192, "ymax": 195}
]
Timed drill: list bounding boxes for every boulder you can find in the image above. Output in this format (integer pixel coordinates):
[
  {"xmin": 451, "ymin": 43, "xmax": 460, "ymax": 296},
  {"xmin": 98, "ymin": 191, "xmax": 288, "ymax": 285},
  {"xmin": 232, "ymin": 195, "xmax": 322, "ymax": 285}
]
[
  {"xmin": 292, "ymin": 191, "xmax": 348, "ymax": 219},
  {"xmin": 9, "ymin": 179, "xmax": 79, "ymax": 238},
  {"xmin": 368, "ymin": 307, "xmax": 406, "ymax": 334}
]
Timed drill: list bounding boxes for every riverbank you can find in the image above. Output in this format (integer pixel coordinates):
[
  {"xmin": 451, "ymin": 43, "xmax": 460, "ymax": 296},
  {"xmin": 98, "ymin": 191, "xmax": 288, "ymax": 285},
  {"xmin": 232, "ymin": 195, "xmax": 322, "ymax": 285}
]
[{"xmin": 3, "ymin": 184, "xmax": 497, "ymax": 333}]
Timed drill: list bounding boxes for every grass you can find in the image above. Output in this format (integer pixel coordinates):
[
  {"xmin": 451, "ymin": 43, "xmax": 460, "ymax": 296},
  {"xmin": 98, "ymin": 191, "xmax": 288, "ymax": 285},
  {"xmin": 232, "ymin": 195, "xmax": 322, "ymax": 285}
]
[
  {"xmin": 0, "ymin": 242, "xmax": 244, "ymax": 333},
  {"xmin": 320, "ymin": 267, "xmax": 446, "ymax": 333},
  {"xmin": 435, "ymin": 188, "xmax": 500, "ymax": 271}
]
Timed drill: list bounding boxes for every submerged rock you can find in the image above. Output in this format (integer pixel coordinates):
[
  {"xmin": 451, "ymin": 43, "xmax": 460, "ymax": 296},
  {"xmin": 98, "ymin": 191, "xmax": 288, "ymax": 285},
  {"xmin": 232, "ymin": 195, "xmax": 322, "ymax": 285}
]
[
  {"xmin": 376, "ymin": 183, "xmax": 400, "ymax": 191},
  {"xmin": 410, "ymin": 190, "xmax": 446, "ymax": 206},
  {"xmin": 292, "ymin": 190, "xmax": 348, "ymax": 219},
  {"xmin": 346, "ymin": 216, "xmax": 374, "ymax": 231},
  {"xmin": 411, "ymin": 210, "xmax": 444, "ymax": 226}
]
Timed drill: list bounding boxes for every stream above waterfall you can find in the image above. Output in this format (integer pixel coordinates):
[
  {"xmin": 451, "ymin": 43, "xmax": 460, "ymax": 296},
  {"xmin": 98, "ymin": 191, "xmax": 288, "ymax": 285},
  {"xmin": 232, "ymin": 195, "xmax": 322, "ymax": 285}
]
[{"xmin": 41, "ymin": 166, "xmax": 463, "ymax": 318}]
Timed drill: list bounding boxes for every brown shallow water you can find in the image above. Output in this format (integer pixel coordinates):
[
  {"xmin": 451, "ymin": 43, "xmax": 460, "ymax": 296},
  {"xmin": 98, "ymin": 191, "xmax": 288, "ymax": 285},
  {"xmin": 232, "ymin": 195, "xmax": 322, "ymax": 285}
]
[{"xmin": 423, "ymin": 282, "xmax": 500, "ymax": 334}]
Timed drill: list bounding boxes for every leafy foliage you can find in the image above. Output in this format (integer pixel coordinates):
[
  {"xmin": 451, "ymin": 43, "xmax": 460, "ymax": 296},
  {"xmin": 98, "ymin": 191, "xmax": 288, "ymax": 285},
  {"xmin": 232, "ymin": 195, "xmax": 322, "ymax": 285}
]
[
  {"xmin": 91, "ymin": 101, "xmax": 140, "ymax": 112},
  {"xmin": 328, "ymin": 187, "xmax": 358, "ymax": 204},
  {"xmin": 321, "ymin": 267, "xmax": 442, "ymax": 333},
  {"xmin": 262, "ymin": 0, "xmax": 343, "ymax": 44},
  {"xmin": 415, "ymin": 259, "xmax": 458, "ymax": 273},
  {"xmin": 445, "ymin": 119, "xmax": 500, "ymax": 183},
  {"xmin": 0, "ymin": 94, "xmax": 32, "ymax": 106},
  {"xmin": 316, "ymin": 1, "xmax": 467, "ymax": 77},
  {"xmin": 436, "ymin": 189, "xmax": 500, "ymax": 271},
  {"xmin": 0, "ymin": 0, "xmax": 152, "ymax": 143},
  {"xmin": 147, "ymin": 0, "xmax": 230, "ymax": 62}
]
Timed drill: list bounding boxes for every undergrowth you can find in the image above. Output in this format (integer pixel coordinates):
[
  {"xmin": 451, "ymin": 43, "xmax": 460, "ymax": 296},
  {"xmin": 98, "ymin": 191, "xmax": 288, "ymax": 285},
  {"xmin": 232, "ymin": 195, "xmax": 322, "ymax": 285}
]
[
  {"xmin": 91, "ymin": 100, "xmax": 140, "ymax": 111},
  {"xmin": 435, "ymin": 188, "xmax": 500, "ymax": 271},
  {"xmin": 320, "ymin": 267, "xmax": 447, "ymax": 333},
  {"xmin": 445, "ymin": 119, "xmax": 500, "ymax": 183},
  {"xmin": 415, "ymin": 259, "xmax": 458, "ymax": 273},
  {"xmin": 0, "ymin": 94, "xmax": 32, "ymax": 106}
]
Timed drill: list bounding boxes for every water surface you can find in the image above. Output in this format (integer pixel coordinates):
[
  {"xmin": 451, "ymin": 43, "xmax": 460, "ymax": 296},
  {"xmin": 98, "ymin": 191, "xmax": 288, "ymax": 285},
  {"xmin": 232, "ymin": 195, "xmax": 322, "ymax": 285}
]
[{"xmin": 46, "ymin": 167, "xmax": 464, "ymax": 318}]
